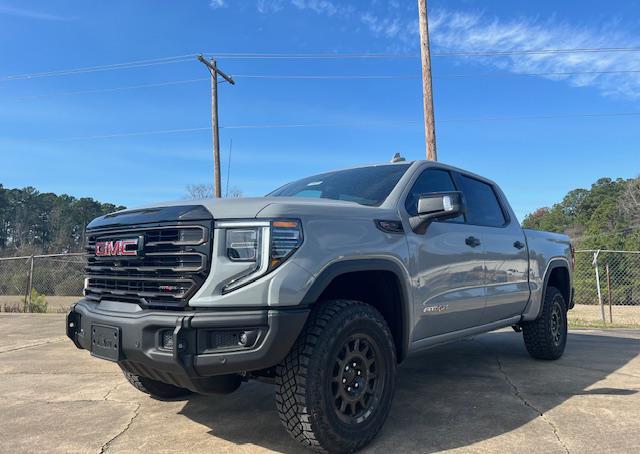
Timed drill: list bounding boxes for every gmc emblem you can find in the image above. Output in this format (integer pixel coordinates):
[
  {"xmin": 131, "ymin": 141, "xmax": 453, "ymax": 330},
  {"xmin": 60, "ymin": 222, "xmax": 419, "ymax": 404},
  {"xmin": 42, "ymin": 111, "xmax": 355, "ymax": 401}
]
[{"xmin": 95, "ymin": 239, "xmax": 138, "ymax": 257}]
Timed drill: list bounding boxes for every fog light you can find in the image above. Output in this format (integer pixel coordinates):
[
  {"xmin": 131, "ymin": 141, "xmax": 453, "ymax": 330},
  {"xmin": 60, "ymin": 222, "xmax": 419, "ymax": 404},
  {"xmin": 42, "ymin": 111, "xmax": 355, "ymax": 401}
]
[{"xmin": 239, "ymin": 330, "xmax": 259, "ymax": 347}]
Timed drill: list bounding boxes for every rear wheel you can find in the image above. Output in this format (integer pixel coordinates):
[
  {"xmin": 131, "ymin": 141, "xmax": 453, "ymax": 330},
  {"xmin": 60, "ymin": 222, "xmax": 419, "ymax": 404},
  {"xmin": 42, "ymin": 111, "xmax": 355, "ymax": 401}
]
[
  {"xmin": 522, "ymin": 286, "xmax": 568, "ymax": 360},
  {"xmin": 275, "ymin": 300, "xmax": 396, "ymax": 453},
  {"xmin": 120, "ymin": 367, "xmax": 192, "ymax": 399}
]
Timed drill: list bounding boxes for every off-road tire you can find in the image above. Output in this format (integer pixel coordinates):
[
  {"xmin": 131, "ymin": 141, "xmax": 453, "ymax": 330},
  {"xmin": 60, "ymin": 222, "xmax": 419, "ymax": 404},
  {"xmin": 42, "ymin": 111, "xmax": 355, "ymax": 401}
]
[
  {"xmin": 522, "ymin": 286, "xmax": 568, "ymax": 360},
  {"xmin": 120, "ymin": 367, "xmax": 192, "ymax": 399},
  {"xmin": 275, "ymin": 300, "xmax": 397, "ymax": 453}
]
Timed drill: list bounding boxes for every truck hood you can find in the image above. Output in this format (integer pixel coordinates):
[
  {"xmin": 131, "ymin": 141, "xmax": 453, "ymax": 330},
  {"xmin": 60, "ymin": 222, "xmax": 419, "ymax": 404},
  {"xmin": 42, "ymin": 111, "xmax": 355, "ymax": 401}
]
[{"xmin": 88, "ymin": 197, "xmax": 383, "ymax": 229}]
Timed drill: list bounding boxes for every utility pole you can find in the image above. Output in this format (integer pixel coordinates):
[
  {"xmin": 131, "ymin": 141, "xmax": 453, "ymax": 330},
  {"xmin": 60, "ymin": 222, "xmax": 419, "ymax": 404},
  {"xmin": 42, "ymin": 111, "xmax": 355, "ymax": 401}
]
[
  {"xmin": 418, "ymin": 0, "xmax": 437, "ymax": 161},
  {"xmin": 197, "ymin": 54, "xmax": 235, "ymax": 197}
]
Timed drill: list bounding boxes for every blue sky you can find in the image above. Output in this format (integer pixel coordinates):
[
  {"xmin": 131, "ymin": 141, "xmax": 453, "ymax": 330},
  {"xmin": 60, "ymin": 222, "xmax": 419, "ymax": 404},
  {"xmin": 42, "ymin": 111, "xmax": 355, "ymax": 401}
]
[{"xmin": 1, "ymin": 0, "xmax": 639, "ymax": 220}]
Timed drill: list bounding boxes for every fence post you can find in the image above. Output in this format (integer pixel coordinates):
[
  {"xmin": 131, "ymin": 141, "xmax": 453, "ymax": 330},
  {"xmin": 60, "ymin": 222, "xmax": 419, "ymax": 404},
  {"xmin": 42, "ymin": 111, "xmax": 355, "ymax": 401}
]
[
  {"xmin": 605, "ymin": 262, "xmax": 613, "ymax": 324},
  {"xmin": 592, "ymin": 250, "xmax": 606, "ymax": 324},
  {"xmin": 27, "ymin": 256, "xmax": 34, "ymax": 312},
  {"xmin": 22, "ymin": 256, "xmax": 34, "ymax": 312}
]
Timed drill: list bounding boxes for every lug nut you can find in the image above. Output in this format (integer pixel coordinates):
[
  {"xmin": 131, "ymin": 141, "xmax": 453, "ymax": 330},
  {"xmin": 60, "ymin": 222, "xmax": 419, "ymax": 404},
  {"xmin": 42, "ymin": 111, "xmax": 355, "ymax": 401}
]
[
  {"xmin": 342, "ymin": 378, "xmax": 346, "ymax": 383},
  {"xmin": 347, "ymin": 387, "xmax": 352, "ymax": 392},
  {"xmin": 352, "ymin": 362, "xmax": 357, "ymax": 367},
  {"xmin": 357, "ymin": 371, "xmax": 361, "ymax": 376},
  {"xmin": 345, "ymin": 366, "xmax": 349, "ymax": 371},
  {"xmin": 355, "ymin": 383, "xmax": 359, "ymax": 388}
]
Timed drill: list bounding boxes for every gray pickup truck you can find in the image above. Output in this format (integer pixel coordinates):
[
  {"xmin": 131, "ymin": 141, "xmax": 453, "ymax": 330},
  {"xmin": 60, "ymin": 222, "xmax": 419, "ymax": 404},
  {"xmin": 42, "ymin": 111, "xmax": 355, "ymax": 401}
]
[{"xmin": 67, "ymin": 159, "xmax": 573, "ymax": 453}]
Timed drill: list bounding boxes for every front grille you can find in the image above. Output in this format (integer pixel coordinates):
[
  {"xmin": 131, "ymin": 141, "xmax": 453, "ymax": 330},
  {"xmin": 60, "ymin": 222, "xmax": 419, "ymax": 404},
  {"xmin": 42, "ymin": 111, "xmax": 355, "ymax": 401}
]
[{"xmin": 84, "ymin": 222, "xmax": 212, "ymax": 309}]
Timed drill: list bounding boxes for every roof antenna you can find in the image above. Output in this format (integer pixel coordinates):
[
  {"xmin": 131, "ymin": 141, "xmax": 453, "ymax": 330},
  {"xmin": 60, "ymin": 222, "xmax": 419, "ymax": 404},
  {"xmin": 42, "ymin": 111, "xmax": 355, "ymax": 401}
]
[{"xmin": 390, "ymin": 153, "xmax": 406, "ymax": 163}]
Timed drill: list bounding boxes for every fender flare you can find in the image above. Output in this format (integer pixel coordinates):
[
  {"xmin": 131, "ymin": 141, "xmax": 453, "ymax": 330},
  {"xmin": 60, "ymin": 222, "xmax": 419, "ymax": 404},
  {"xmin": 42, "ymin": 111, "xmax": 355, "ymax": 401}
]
[
  {"xmin": 536, "ymin": 258, "xmax": 571, "ymax": 319},
  {"xmin": 301, "ymin": 258, "xmax": 412, "ymax": 362}
]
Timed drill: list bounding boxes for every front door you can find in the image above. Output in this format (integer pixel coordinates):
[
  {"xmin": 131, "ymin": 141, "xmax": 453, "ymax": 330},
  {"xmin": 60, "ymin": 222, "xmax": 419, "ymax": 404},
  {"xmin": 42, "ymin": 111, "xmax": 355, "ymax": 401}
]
[{"xmin": 403, "ymin": 168, "xmax": 487, "ymax": 341}]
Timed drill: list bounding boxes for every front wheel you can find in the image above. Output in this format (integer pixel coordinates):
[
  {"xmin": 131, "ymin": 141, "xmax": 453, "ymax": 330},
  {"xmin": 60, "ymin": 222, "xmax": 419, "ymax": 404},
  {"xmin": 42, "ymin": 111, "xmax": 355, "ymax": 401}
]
[
  {"xmin": 276, "ymin": 300, "xmax": 397, "ymax": 453},
  {"xmin": 522, "ymin": 286, "xmax": 568, "ymax": 360}
]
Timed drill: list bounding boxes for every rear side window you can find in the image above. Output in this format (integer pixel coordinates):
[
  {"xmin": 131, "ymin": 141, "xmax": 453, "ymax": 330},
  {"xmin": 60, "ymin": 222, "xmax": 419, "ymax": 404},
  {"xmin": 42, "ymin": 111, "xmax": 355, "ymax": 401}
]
[
  {"xmin": 405, "ymin": 169, "xmax": 457, "ymax": 216},
  {"xmin": 458, "ymin": 175, "xmax": 506, "ymax": 227}
]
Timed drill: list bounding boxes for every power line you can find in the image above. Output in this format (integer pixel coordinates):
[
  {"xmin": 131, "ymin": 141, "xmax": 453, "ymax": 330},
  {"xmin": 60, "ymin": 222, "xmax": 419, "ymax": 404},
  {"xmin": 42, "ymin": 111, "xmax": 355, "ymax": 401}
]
[
  {"xmin": 1, "ymin": 54, "xmax": 197, "ymax": 81},
  {"xmin": 4, "ymin": 46, "xmax": 640, "ymax": 81},
  {"xmin": 12, "ymin": 69, "xmax": 640, "ymax": 101},
  {"xmin": 437, "ymin": 69, "xmax": 640, "ymax": 78},
  {"xmin": 57, "ymin": 127, "xmax": 211, "ymax": 140},
  {"xmin": 240, "ymin": 69, "xmax": 640, "ymax": 78},
  {"xmin": 439, "ymin": 111, "xmax": 640, "ymax": 123},
  {"xmin": 205, "ymin": 52, "xmax": 417, "ymax": 59},
  {"xmin": 50, "ymin": 111, "xmax": 640, "ymax": 141},
  {"xmin": 202, "ymin": 47, "xmax": 640, "ymax": 59},
  {"xmin": 233, "ymin": 74, "xmax": 419, "ymax": 79},
  {"xmin": 433, "ymin": 46, "xmax": 640, "ymax": 57},
  {"xmin": 13, "ymin": 78, "xmax": 210, "ymax": 100}
]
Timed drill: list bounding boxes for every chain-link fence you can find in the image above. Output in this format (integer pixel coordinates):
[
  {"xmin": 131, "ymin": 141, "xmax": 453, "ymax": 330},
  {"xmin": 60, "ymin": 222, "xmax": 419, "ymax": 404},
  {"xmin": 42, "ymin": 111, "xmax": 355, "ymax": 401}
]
[
  {"xmin": 1, "ymin": 250, "xmax": 639, "ymax": 321},
  {"xmin": 0, "ymin": 253, "xmax": 85, "ymax": 313},
  {"xmin": 572, "ymin": 250, "xmax": 640, "ymax": 325}
]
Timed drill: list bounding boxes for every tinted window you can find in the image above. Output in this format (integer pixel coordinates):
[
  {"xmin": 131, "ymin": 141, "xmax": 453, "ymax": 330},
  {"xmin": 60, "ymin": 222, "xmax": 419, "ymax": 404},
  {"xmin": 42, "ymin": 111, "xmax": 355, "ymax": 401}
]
[
  {"xmin": 405, "ymin": 169, "xmax": 457, "ymax": 216},
  {"xmin": 268, "ymin": 164, "xmax": 410, "ymax": 207},
  {"xmin": 458, "ymin": 175, "xmax": 506, "ymax": 227}
]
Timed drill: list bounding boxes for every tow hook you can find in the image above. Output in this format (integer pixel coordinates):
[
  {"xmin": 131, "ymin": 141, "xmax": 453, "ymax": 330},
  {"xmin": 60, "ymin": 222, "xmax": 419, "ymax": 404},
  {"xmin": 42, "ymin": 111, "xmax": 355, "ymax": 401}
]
[{"xmin": 66, "ymin": 308, "xmax": 83, "ymax": 349}]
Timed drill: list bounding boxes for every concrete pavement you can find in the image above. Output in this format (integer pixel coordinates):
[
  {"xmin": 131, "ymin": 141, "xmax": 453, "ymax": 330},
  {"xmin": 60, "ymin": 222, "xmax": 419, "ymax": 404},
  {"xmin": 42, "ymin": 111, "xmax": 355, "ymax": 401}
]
[{"xmin": 0, "ymin": 313, "xmax": 638, "ymax": 453}]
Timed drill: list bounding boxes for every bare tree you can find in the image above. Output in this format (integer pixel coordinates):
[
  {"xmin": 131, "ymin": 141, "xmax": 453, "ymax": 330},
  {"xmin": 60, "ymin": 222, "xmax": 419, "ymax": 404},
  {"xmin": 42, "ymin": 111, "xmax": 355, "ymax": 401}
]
[
  {"xmin": 185, "ymin": 184, "xmax": 214, "ymax": 200},
  {"xmin": 228, "ymin": 187, "xmax": 243, "ymax": 198},
  {"xmin": 185, "ymin": 184, "xmax": 242, "ymax": 200},
  {"xmin": 620, "ymin": 176, "xmax": 640, "ymax": 226}
]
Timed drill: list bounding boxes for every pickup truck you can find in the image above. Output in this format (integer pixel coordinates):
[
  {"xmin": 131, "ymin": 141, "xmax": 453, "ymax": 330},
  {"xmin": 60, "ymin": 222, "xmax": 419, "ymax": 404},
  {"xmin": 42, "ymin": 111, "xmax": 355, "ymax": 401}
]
[{"xmin": 67, "ymin": 158, "xmax": 574, "ymax": 453}]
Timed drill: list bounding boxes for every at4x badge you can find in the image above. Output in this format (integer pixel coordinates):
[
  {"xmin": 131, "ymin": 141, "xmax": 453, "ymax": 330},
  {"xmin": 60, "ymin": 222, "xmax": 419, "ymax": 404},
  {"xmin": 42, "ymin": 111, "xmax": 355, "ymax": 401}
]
[{"xmin": 423, "ymin": 304, "xmax": 449, "ymax": 313}]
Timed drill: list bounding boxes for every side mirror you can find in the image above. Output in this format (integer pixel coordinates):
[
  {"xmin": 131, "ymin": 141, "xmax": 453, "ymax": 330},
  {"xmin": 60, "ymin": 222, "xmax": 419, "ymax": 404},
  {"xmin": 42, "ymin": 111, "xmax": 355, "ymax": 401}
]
[{"xmin": 409, "ymin": 191, "xmax": 464, "ymax": 233}]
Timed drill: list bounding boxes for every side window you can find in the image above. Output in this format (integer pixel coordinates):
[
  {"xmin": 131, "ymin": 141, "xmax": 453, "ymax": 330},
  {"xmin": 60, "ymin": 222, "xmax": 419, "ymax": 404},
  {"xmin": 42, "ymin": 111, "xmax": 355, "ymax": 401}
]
[
  {"xmin": 405, "ymin": 169, "xmax": 457, "ymax": 216},
  {"xmin": 457, "ymin": 175, "xmax": 506, "ymax": 227}
]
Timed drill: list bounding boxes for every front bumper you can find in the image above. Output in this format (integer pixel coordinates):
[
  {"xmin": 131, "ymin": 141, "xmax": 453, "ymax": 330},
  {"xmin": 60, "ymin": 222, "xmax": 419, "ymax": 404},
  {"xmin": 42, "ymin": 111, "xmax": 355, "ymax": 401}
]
[{"xmin": 67, "ymin": 299, "xmax": 309, "ymax": 393}]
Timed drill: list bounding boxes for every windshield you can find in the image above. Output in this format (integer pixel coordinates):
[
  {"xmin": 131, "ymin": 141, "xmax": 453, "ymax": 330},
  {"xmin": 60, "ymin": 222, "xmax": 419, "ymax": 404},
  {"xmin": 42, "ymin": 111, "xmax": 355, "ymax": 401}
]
[{"xmin": 267, "ymin": 164, "xmax": 411, "ymax": 206}]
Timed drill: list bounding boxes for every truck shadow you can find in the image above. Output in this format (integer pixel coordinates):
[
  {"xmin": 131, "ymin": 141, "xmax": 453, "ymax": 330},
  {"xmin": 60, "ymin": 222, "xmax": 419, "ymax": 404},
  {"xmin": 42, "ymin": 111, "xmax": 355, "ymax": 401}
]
[{"xmin": 178, "ymin": 330, "xmax": 639, "ymax": 453}]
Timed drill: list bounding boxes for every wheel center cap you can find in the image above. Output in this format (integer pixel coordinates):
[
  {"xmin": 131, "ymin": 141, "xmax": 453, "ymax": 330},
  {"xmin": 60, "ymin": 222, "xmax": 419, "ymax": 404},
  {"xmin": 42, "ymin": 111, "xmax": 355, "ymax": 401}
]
[{"xmin": 342, "ymin": 359, "xmax": 366, "ymax": 395}]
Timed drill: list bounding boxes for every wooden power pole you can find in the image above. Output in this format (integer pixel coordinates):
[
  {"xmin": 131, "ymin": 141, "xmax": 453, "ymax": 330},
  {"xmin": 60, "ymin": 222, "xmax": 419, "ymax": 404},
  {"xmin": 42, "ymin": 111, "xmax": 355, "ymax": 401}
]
[
  {"xmin": 418, "ymin": 0, "xmax": 437, "ymax": 161},
  {"xmin": 197, "ymin": 55, "xmax": 235, "ymax": 197}
]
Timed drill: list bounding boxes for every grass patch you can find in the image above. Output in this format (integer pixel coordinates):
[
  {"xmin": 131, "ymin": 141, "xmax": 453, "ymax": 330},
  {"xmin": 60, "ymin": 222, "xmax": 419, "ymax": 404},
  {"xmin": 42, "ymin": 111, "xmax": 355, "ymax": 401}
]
[{"xmin": 569, "ymin": 318, "xmax": 640, "ymax": 329}]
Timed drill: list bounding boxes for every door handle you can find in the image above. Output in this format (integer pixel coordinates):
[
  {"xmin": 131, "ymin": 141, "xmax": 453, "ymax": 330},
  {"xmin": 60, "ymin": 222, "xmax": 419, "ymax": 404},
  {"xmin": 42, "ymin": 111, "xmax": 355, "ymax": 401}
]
[
  {"xmin": 513, "ymin": 241, "xmax": 525, "ymax": 250},
  {"xmin": 465, "ymin": 236, "xmax": 481, "ymax": 247}
]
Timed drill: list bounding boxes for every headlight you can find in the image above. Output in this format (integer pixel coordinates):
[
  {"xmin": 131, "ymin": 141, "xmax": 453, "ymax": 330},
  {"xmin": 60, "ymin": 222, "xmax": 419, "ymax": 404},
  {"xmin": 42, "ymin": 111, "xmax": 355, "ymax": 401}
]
[
  {"xmin": 226, "ymin": 228, "xmax": 260, "ymax": 261},
  {"xmin": 217, "ymin": 219, "xmax": 303, "ymax": 293}
]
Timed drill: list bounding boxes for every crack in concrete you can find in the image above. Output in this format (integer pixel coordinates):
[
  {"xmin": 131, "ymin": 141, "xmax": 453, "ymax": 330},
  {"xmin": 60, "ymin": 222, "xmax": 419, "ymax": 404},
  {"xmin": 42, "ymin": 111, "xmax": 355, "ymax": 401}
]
[
  {"xmin": 103, "ymin": 382, "xmax": 125, "ymax": 401},
  {"xmin": 0, "ymin": 338, "xmax": 66, "ymax": 354},
  {"xmin": 0, "ymin": 395, "xmax": 140, "ymax": 405},
  {"xmin": 99, "ymin": 402, "xmax": 141, "ymax": 454},
  {"xmin": 0, "ymin": 372, "xmax": 121, "ymax": 376},
  {"xmin": 494, "ymin": 355, "xmax": 570, "ymax": 454}
]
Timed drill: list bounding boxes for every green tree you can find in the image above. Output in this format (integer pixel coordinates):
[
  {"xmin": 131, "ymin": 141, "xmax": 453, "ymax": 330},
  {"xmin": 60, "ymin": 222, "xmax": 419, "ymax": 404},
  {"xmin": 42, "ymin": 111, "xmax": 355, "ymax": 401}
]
[
  {"xmin": 522, "ymin": 176, "xmax": 640, "ymax": 250},
  {"xmin": 0, "ymin": 185, "xmax": 125, "ymax": 256}
]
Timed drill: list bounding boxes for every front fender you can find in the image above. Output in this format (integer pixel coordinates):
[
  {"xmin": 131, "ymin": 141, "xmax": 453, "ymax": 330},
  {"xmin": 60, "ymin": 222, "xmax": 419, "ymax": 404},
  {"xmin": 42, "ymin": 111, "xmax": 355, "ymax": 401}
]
[{"xmin": 301, "ymin": 257, "xmax": 413, "ymax": 361}]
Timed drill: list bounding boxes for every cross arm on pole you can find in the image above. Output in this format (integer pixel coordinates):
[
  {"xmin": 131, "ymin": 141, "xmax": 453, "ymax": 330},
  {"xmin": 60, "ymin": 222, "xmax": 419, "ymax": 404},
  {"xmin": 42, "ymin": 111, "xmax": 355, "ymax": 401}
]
[{"xmin": 197, "ymin": 54, "xmax": 235, "ymax": 85}]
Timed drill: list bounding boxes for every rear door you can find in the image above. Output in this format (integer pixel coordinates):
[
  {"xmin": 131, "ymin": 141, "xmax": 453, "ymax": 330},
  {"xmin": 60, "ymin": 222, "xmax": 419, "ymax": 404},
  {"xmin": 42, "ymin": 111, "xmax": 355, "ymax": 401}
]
[
  {"xmin": 454, "ymin": 173, "xmax": 530, "ymax": 322},
  {"xmin": 403, "ymin": 167, "xmax": 487, "ymax": 340}
]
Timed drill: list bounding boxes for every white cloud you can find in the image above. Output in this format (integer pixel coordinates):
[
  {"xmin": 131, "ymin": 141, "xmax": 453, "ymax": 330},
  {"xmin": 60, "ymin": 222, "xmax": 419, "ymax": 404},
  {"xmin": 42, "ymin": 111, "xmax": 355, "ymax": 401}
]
[
  {"xmin": 360, "ymin": 12, "xmax": 403, "ymax": 38},
  {"xmin": 291, "ymin": 0, "xmax": 338, "ymax": 16},
  {"xmin": 0, "ymin": 5, "xmax": 69, "ymax": 21},
  {"xmin": 257, "ymin": 0, "xmax": 285, "ymax": 14},
  {"xmin": 428, "ymin": 10, "xmax": 640, "ymax": 99},
  {"xmin": 209, "ymin": 0, "xmax": 227, "ymax": 10},
  {"xmin": 231, "ymin": 1, "xmax": 640, "ymax": 99}
]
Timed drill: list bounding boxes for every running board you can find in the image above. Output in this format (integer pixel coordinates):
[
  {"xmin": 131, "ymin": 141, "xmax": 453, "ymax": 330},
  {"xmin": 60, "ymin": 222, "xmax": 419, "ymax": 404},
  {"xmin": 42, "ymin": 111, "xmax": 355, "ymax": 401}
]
[{"xmin": 410, "ymin": 316, "xmax": 522, "ymax": 353}]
